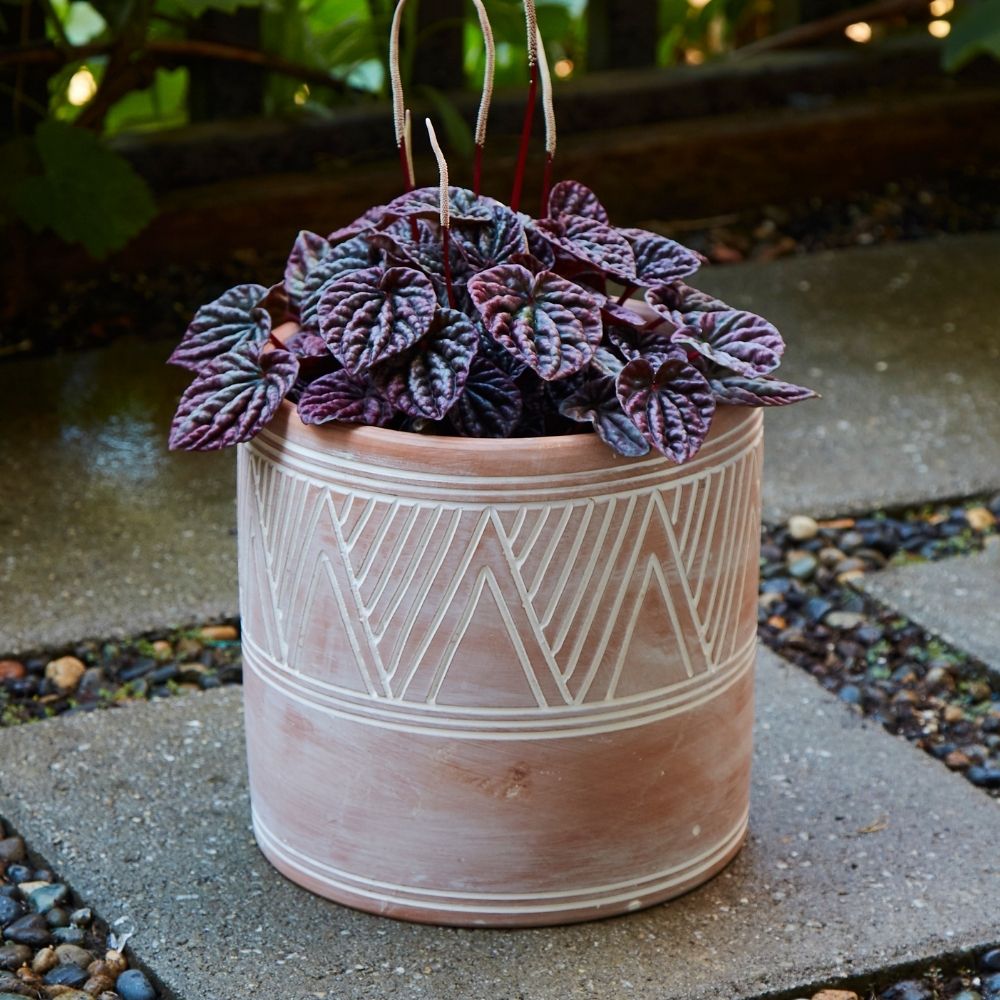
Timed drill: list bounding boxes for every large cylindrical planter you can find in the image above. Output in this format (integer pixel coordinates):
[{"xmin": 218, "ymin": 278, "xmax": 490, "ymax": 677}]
[{"xmin": 238, "ymin": 403, "xmax": 763, "ymax": 927}]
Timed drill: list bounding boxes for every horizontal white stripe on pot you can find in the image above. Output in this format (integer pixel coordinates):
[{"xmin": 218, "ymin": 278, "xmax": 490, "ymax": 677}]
[
  {"xmin": 242, "ymin": 632, "xmax": 756, "ymax": 739},
  {"xmin": 251, "ymin": 805, "xmax": 748, "ymax": 914},
  {"xmin": 249, "ymin": 411, "xmax": 762, "ymax": 504}
]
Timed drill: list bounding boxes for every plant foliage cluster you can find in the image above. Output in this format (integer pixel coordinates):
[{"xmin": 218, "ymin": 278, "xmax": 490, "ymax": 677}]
[{"xmin": 168, "ymin": 178, "xmax": 814, "ymax": 460}]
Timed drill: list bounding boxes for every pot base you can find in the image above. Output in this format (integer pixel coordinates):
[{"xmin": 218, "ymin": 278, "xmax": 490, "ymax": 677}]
[{"xmin": 251, "ymin": 807, "xmax": 749, "ymax": 928}]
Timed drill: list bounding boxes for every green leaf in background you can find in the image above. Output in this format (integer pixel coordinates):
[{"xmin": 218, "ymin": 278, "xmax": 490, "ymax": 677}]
[
  {"xmin": 5, "ymin": 121, "xmax": 156, "ymax": 258},
  {"xmin": 415, "ymin": 85, "xmax": 474, "ymax": 160},
  {"xmin": 944, "ymin": 0, "xmax": 1000, "ymax": 70},
  {"xmin": 104, "ymin": 67, "xmax": 188, "ymax": 133},
  {"xmin": 164, "ymin": 0, "xmax": 271, "ymax": 16}
]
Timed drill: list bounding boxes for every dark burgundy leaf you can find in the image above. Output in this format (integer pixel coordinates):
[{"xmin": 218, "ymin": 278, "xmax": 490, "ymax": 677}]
[
  {"xmin": 449, "ymin": 357, "xmax": 522, "ymax": 438},
  {"xmin": 367, "ymin": 219, "xmax": 472, "ymax": 293},
  {"xmin": 646, "ymin": 281, "xmax": 728, "ymax": 319},
  {"xmin": 547, "ymin": 179, "xmax": 610, "ymax": 224},
  {"xmin": 468, "ymin": 264, "xmax": 603, "ymax": 380},
  {"xmin": 600, "ymin": 295, "xmax": 647, "ymax": 329},
  {"xmin": 619, "ymin": 228, "xmax": 702, "ymax": 285},
  {"xmin": 168, "ymin": 284, "xmax": 270, "ymax": 373},
  {"xmin": 168, "ymin": 344, "xmax": 298, "ymax": 451},
  {"xmin": 560, "ymin": 376, "xmax": 650, "ymax": 457},
  {"xmin": 372, "ymin": 308, "xmax": 478, "ymax": 420},
  {"xmin": 299, "ymin": 235, "xmax": 375, "ymax": 332},
  {"xmin": 710, "ymin": 372, "xmax": 818, "ymax": 406},
  {"xmin": 318, "ymin": 265, "xmax": 438, "ymax": 373},
  {"xmin": 617, "ymin": 352, "xmax": 716, "ymax": 462},
  {"xmin": 672, "ymin": 308, "xmax": 785, "ymax": 377},
  {"xmin": 606, "ymin": 322, "xmax": 678, "ymax": 362},
  {"xmin": 524, "ymin": 224, "xmax": 556, "ymax": 268},
  {"xmin": 285, "ymin": 330, "xmax": 330, "ymax": 358},
  {"xmin": 453, "ymin": 204, "xmax": 526, "ymax": 271},
  {"xmin": 298, "ymin": 369, "xmax": 394, "ymax": 427},
  {"xmin": 591, "ymin": 345, "xmax": 626, "ymax": 377},
  {"xmin": 382, "ymin": 185, "xmax": 501, "ymax": 225},
  {"xmin": 257, "ymin": 282, "xmax": 295, "ymax": 325},
  {"xmin": 532, "ymin": 216, "xmax": 636, "ymax": 283},
  {"xmin": 284, "ymin": 231, "xmax": 331, "ymax": 305}
]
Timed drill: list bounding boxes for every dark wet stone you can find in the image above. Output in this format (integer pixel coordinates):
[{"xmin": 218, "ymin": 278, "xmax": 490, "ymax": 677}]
[
  {"xmin": 982, "ymin": 948, "xmax": 1000, "ymax": 971},
  {"xmin": 0, "ymin": 969, "xmax": 37, "ymax": 996},
  {"xmin": 3, "ymin": 868, "xmax": 30, "ymax": 887},
  {"xmin": 855, "ymin": 624, "xmax": 885, "ymax": 644},
  {"xmin": 77, "ymin": 667, "xmax": 107, "ymax": 701},
  {"xmin": 28, "ymin": 882, "xmax": 68, "ymax": 913},
  {"xmin": 760, "ymin": 577, "xmax": 793, "ymax": 595},
  {"xmin": 2, "ymin": 911, "xmax": 51, "ymax": 946},
  {"xmin": 0, "ymin": 841, "xmax": 25, "ymax": 866},
  {"xmin": 44, "ymin": 961, "xmax": 89, "ymax": 987},
  {"xmin": 839, "ymin": 684, "xmax": 862, "ymax": 705},
  {"xmin": 880, "ymin": 981, "xmax": 933, "ymax": 1000},
  {"xmin": 148, "ymin": 664, "xmax": 178, "ymax": 685},
  {"xmin": 45, "ymin": 907, "xmax": 69, "ymax": 928},
  {"xmin": 119, "ymin": 658, "xmax": 157, "ymax": 682},
  {"xmin": 54, "ymin": 943, "xmax": 93, "ymax": 968},
  {"xmin": 0, "ymin": 898, "xmax": 23, "ymax": 930},
  {"xmin": 967, "ymin": 765, "xmax": 1000, "ymax": 789},
  {"xmin": 68, "ymin": 908, "xmax": 91, "ymax": 928},
  {"xmin": 804, "ymin": 597, "xmax": 834, "ymax": 622},
  {"xmin": 116, "ymin": 968, "xmax": 157, "ymax": 1000},
  {"xmin": 0, "ymin": 942, "xmax": 31, "ymax": 971},
  {"xmin": 50, "ymin": 926, "xmax": 85, "ymax": 945},
  {"xmin": 981, "ymin": 973, "xmax": 1000, "ymax": 1000}
]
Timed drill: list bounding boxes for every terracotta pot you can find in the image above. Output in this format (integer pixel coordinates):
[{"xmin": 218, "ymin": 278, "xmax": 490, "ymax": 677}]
[{"xmin": 238, "ymin": 398, "xmax": 763, "ymax": 927}]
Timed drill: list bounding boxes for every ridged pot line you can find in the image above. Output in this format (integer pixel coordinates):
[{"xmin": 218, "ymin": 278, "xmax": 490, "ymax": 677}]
[{"xmin": 238, "ymin": 403, "xmax": 764, "ymax": 927}]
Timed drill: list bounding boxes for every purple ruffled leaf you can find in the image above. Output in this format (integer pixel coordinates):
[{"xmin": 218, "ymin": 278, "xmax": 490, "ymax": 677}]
[
  {"xmin": 453, "ymin": 205, "xmax": 526, "ymax": 271},
  {"xmin": 318, "ymin": 265, "xmax": 438, "ymax": 373},
  {"xmin": 168, "ymin": 344, "xmax": 299, "ymax": 451},
  {"xmin": 449, "ymin": 357, "xmax": 522, "ymax": 438},
  {"xmin": 591, "ymin": 345, "xmax": 626, "ymax": 377},
  {"xmin": 299, "ymin": 235, "xmax": 375, "ymax": 332},
  {"xmin": 284, "ymin": 231, "xmax": 331, "ymax": 305},
  {"xmin": 672, "ymin": 309, "xmax": 785, "ymax": 377},
  {"xmin": 468, "ymin": 264, "xmax": 603, "ymax": 381},
  {"xmin": 298, "ymin": 369, "xmax": 394, "ymax": 427},
  {"xmin": 646, "ymin": 281, "xmax": 728, "ymax": 319},
  {"xmin": 600, "ymin": 295, "xmax": 647, "ymax": 329},
  {"xmin": 328, "ymin": 205, "xmax": 386, "ymax": 243},
  {"xmin": 619, "ymin": 228, "xmax": 702, "ymax": 285},
  {"xmin": 560, "ymin": 377, "xmax": 650, "ymax": 457},
  {"xmin": 382, "ymin": 185, "xmax": 501, "ymax": 226},
  {"xmin": 710, "ymin": 372, "xmax": 818, "ymax": 406},
  {"xmin": 532, "ymin": 215, "xmax": 636, "ymax": 283},
  {"xmin": 606, "ymin": 322, "xmax": 678, "ymax": 362},
  {"xmin": 168, "ymin": 284, "xmax": 270, "ymax": 374},
  {"xmin": 617, "ymin": 351, "xmax": 716, "ymax": 462},
  {"xmin": 371, "ymin": 308, "xmax": 478, "ymax": 420},
  {"xmin": 547, "ymin": 180, "xmax": 610, "ymax": 224},
  {"xmin": 367, "ymin": 219, "xmax": 472, "ymax": 291},
  {"xmin": 285, "ymin": 330, "xmax": 330, "ymax": 358},
  {"xmin": 523, "ymin": 223, "xmax": 556, "ymax": 268}
]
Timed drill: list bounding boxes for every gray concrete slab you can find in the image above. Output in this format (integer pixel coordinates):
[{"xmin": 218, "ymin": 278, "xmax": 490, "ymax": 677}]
[
  {"xmin": 0, "ymin": 338, "xmax": 238, "ymax": 654},
  {"xmin": 859, "ymin": 538, "xmax": 1000, "ymax": 676},
  {"xmin": 2, "ymin": 647, "xmax": 998, "ymax": 1000},
  {"xmin": 4, "ymin": 234, "xmax": 1000, "ymax": 654},
  {"xmin": 698, "ymin": 233, "xmax": 1000, "ymax": 522}
]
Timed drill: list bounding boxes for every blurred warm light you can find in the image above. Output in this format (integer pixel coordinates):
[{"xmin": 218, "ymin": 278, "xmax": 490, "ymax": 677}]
[
  {"xmin": 554, "ymin": 58, "xmax": 574, "ymax": 78},
  {"xmin": 688, "ymin": 0, "xmax": 712, "ymax": 9},
  {"xmin": 294, "ymin": 84, "xmax": 310, "ymax": 105},
  {"xmin": 929, "ymin": 0, "xmax": 954, "ymax": 14},
  {"xmin": 928, "ymin": 18, "xmax": 951, "ymax": 35},
  {"xmin": 684, "ymin": 48, "xmax": 706, "ymax": 64},
  {"xmin": 67, "ymin": 66, "xmax": 97, "ymax": 106},
  {"xmin": 844, "ymin": 21, "xmax": 872, "ymax": 42}
]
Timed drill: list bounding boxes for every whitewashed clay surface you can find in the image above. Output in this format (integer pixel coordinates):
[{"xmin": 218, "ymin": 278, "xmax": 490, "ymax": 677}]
[{"xmin": 238, "ymin": 402, "xmax": 763, "ymax": 926}]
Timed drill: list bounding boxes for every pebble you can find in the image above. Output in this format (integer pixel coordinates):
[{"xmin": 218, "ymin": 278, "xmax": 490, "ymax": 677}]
[
  {"xmin": 86, "ymin": 972, "xmax": 117, "ymax": 995},
  {"xmin": 31, "ymin": 947, "xmax": 57, "ymax": 975},
  {"xmin": 68, "ymin": 909, "xmax": 91, "ymax": 928},
  {"xmin": 0, "ymin": 944, "xmax": 31, "ymax": 971},
  {"xmin": 44, "ymin": 656, "xmax": 87, "ymax": 692},
  {"xmin": 981, "ymin": 974, "xmax": 1000, "ymax": 1000},
  {"xmin": 839, "ymin": 684, "xmax": 862, "ymax": 705},
  {"xmin": 879, "ymin": 982, "xmax": 932, "ymax": 1000},
  {"xmin": 0, "ymin": 898, "xmax": 23, "ymax": 930},
  {"xmin": 812, "ymin": 992, "xmax": 859, "ymax": 1000},
  {"xmin": 2, "ymin": 912, "xmax": 51, "ymax": 947},
  {"xmin": 788, "ymin": 553, "xmax": 818, "ymax": 580},
  {"xmin": 982, "ymin": 948, "xmax": 1000, "ymax": 971},
  {"xmin": 0, "ymin": 974, "xmax": 36, "ymax": 998},
  {"xmin": 43, "ymin": 962, "xmax": 89, "ymax": 988},
  {"xmin": 198, "ymin": 624, "xmax": 238, "ymax": 641},
  {"xmin": 46, "ymin": 907, "xmax": 69, "ymax": 929},
  {"xmin": 788, "ymin": 514, "xmax": 819, "ymax": 540},
  {"xmin": 54, "ymin": 944, "xmax": 93, "ymax": 968},
  {"xmin": 954, "ymin": 991, "xmax": 984, "ymax": 1000},
  {"xmin": 116, "ymin": 968, "xmax": 157, "ymax": 1000},
  {"xmin": 28, "ymin": 883, "xmax": 69, "ymax": 914},
  {"xmin": 966, "ymin": 506, "xmax": 997, "ymax": 531},
  {"xmin": 103, "ymin": 951, "xmax": 127, "ymax": 977},
  {"xmin": 76, "ymin": 667, "xmax": 107, "ymax": 701},
  {"xmin": 967, "ymin": 765, "xmax": 1000, "ymax": 789},
  {"xmin": 50, "ymin": 926, "xmax": 85, "ymax": 945},
  {"xmin": 0, "ymin": 840, "xmax": 25, "ymax": 865},
  {"xmin": 825, "ymin": 611, "xmax": 865, "ymax": 630},
  {"xmin": 0, "ymin": 662, "xmax": 26, "ymax": 684},
  {"xmin": 943, "ymin": 704, "xmax": 966, "ymax": 723}
]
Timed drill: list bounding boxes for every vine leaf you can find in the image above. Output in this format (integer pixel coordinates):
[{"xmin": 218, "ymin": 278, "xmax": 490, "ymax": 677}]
[
  {"xmin": 561, "ymin": 377, "xmax": 650, "ymax": 457},
  {"xmin": 547, "ymin": 179, "xmax": 610, "ymax": 224},
  {"xmin": 298, "ymin": 370, "xmax": 394, "ymax": 427},
  {"xmin": 168, "ymin": 284, "xmax": 270, "ymax": 373},
  {"xmin": 617, "ymin": 352, "xmax": 716, "ymax": 462},
  {"xmin": 449, "ymin": 357, "xmax": 522, "ymax": 438},
  {"xmin": 710, "ymin": 372, "xmax": 818, "ymax": 406},
  {"xmin": 620, "ymin": 228, "xmax": 702, "ymax": 285},
  {"xmin": 168, "ymin": 344, "xmax": 299, "ymax": 451},
  {"xmin": 372, "ymin": 308, "xmax": 479, "ymax": 420},
  {"xmin": 672, "ymin": 309, "xmax": 785, "ymax": 377},
  {"xmin": 468, "ymin": 264, "xmax": 603, "ymax": 381},
  {"xmin": 318, "ymin": 265, "xmax": 438, "ymax": 373}
]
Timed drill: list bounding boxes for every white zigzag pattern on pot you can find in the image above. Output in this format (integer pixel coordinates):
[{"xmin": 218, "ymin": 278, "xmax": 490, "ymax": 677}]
[{"xmin": 238, "ymin": 438, "xmax": 761, "ymax": 711}]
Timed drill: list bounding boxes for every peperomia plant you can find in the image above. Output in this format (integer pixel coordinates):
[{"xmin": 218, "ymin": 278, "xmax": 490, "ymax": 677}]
[{"xmin": 169, "ymin": 1, "xmax": 814, "ymax": 463}]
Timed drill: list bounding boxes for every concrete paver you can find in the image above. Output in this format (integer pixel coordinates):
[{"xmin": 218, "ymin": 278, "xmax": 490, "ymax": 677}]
[
  {"xmin": 4, "ymin": 234, "xmax": 1000, "ymax": 653},
  {"xmin": 1, "ymin": 647, "xmax": 998, "ymax": 1000},
  {"xmin": 859, "ymin": 538, "xmax": 1000, "ymax": 677}
]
